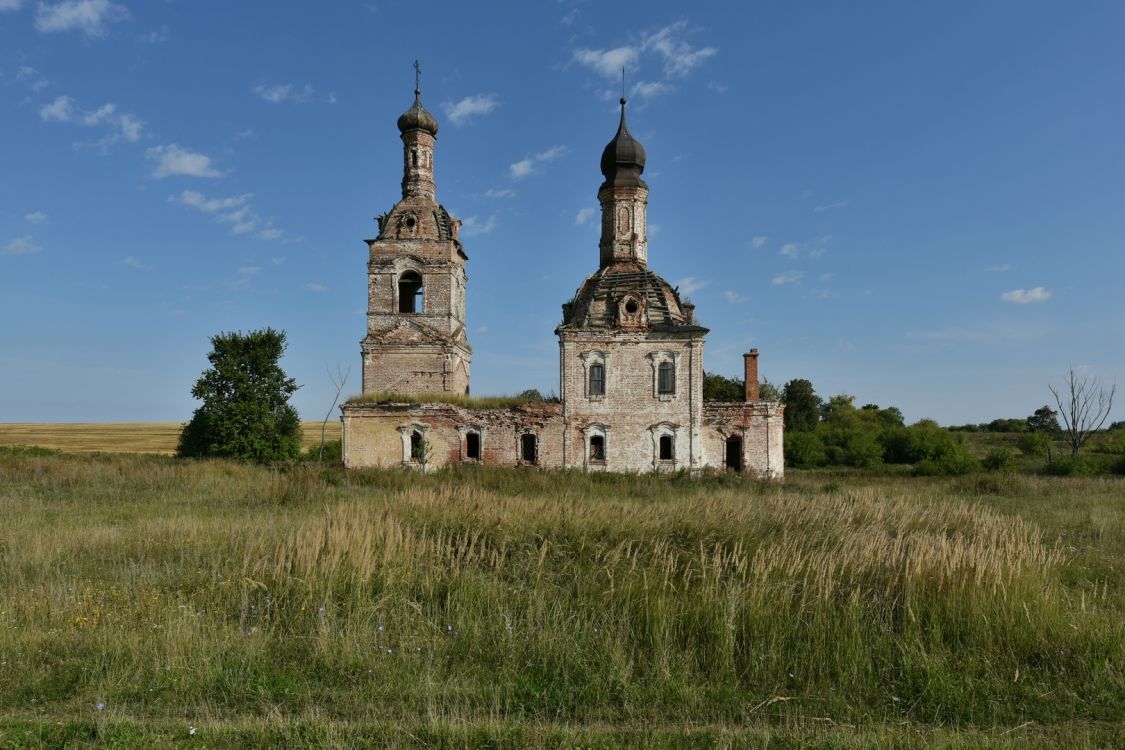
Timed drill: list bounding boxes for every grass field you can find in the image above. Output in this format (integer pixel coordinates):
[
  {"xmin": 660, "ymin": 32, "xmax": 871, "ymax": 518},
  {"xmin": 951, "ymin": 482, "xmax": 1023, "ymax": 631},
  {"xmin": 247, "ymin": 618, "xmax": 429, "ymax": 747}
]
[
  {"xmin": 0, "ymin": 422, "xmax": 341, "ymax": 455},
  {"xmin": 0, "ymin": 442, "xmax": 1122, "ymax": 747}
]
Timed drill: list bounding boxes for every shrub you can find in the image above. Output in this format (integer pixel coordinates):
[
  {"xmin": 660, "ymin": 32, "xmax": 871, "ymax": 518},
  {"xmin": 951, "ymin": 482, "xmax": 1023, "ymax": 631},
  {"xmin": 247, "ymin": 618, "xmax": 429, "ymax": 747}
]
[
  {"xmin": 1041, "ymin": 456, "xmax": 1102, "ymax": 477},
  {"xmin": 784, "ymin": 431, "xmax": 826, "ymax": 468},
  {"xmin": 982, "ymin": 448, "xmax": 1017, "ymax": 473}
]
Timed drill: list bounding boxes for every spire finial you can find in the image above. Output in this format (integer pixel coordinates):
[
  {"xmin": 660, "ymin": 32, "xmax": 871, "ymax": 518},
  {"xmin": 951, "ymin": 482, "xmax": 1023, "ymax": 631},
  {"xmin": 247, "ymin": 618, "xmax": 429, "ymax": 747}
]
[
  {"xmin": 620, "ymin": 66, "xmax": 627, "ymax": 106},
  {"xmin": 413, "ymin": 59, "xmax": 421, "ymax": 96}
]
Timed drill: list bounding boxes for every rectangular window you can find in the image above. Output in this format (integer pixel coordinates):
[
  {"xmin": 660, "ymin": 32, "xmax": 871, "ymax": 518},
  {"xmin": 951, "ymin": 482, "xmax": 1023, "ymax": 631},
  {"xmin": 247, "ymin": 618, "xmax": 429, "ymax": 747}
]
[
  {"xmin": 658, "ymin": 361, "xmax": 676, "ymax": 394},
  {"xmin": 659, "ymin": 435, "xmax": 674, "ymax": 461},
  {"xmin": 589, "ymin": 363, "xmax": 605, "ymax": 396},
  {"xmin": 465, "ymin": 432, "xmax": 480, "ymax": 460},
  {"xmin": 520, "ymin": 434, "xmax": 538, "ymax": 464},
  {"xmin": 590, "ymin": 435, "xmax": 605, "ymax": 462}
]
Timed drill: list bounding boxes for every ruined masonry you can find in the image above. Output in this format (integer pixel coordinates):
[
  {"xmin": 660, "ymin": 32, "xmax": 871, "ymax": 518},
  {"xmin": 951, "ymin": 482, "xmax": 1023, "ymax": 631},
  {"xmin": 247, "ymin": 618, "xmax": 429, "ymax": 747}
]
[{"xmin": 341, "ymin": 85, "xmax": 784, "ymax": 476}]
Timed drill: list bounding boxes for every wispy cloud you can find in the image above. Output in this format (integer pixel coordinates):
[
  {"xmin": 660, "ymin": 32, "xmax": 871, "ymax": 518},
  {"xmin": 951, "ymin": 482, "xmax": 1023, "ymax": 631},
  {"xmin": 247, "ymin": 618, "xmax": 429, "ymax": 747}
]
[
  {"xmin": 172, "ymin": 189, "xmax": 287, "ymax": 241},
  {"xmin": 707, "ymin": 81, "xmax": 728, "ymax": 94},
  {"xmin": 813, "ymin": 200, "xmax": 849, "ymax": 213},
  {"xmin": 722, "ymin": 290, "xmax": 747, "ymax": 303},
  {"xmin": 38, "ymin": 95, "xmax": 143, "ymax": 147},
  {"xmin": 575, "ymin": 207, "xmax": 597, "ymax": 226},
  {"xmin": 509, "ymin": 145, "xmax": 567, "ymax": 180},
  {"xmin": 986, "ymin": 263, "xmax": 1011, "ymax": 272},
  {"xmin": 34, "ymin": 0, "xmax": 129, "ymax": 37},
  {"xmin": 0, "ymin": 1, "xmax": 25, "ymax": 12},
  {"xmin": 772, "ymin": 270, "xmax": 802, "ymax": 285},
  {"xmin": 252, "ymin": 83, "xmax": 315, "ymax": 104},
  {"xmin": 643, "ymin": 20, "xmax": 717, "ymax": 78},
  {"xmin": 751, "ymin": 235, "xmax": 768, "ymax": 249},
  {"xmin": 484, "ymin": 187, "xmax": 515, "ymax": 199},
  {"xmin": 441, "ymin": 94, "xmax": 499, "ymax": 126},
  {"xmin": 121, "ymin": 255, "xmax": 151, "ymax": 269},
  {"xmin": 461, "ymin": 214, "xmax": 497, "ymax": 236},
  {"xmin": 2, "ymin": 236, "xmax": 41, "ymax": 256},
  {"xmin": 24, "ymin": 211, "xmax": 48, "ymax": 224},
  {"xmin": 1001, "ymin": 287, "xmax": 1051, "ymax": 304},
  {"xmin": 779, "ymin": 242, "xmax": 799, "ymax": 258},
  {"xmin": 16, "ymin": 65, "xmax": 49, "ymax": 92},
  {"xmin": 675, "ymin": 276, "xmax": 710, "ymax": 294},
  {"xmin": 147, "ymin": 145, "xmax": 221, "ymax": 178},
  {"xmin": 573, "ymin": 46, "xmax": 640, "ymax": 78},
  {"xmin": 305, "ymin": 282, "xmax": 328, "ymax": 293}
]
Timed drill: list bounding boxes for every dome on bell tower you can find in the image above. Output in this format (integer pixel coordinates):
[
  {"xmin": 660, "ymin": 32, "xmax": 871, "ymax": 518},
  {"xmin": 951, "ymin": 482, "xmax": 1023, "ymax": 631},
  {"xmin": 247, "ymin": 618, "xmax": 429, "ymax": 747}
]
[
  {"xmin": 600, "ymin": 98, "xmax": 646, "ymax": 189},
  {"xmin": 397, "ymin": 89, "xmax": 439, "ymax": 137}
]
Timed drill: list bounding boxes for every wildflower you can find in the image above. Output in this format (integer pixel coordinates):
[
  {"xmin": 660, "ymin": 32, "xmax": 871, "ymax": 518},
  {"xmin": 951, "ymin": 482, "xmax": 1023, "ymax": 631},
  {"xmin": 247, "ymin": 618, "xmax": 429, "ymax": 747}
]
[
  {"xmin": 319, "ymin": 607, "xmax": 326, "ymax": 615},
  {"xmin": 377, "ymin": 624, "xmax": 384, "ymax": 632},
  {"xmin": 96, "ymin": 702, "xmax": 106, "ymax": 711},
  {"xmin": 188, "ymin": 725, "xmax": 197, "ymax": 736},
  {"xmin": 892, "ymin": 696, "xmax": 901, "ymax": 703}
]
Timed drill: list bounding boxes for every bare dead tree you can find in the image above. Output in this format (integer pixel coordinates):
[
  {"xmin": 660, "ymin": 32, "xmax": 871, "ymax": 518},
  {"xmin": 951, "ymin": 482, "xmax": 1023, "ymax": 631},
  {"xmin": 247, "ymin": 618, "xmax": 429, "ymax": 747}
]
[
  {"xmin": 1049, "ymin": 367, "xmax": 1116, "ymax": 458},
  {"xmin": 320, "ymin": 363, "xmax": 351, "ymax": 462}
]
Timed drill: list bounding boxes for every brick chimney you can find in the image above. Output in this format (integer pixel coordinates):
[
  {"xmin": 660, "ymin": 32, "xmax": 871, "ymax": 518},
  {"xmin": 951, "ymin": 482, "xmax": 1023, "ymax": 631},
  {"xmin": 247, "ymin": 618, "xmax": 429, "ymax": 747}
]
[{"xmin": 743, "ymin": 349, "xmax": 760, "ymax": 402}]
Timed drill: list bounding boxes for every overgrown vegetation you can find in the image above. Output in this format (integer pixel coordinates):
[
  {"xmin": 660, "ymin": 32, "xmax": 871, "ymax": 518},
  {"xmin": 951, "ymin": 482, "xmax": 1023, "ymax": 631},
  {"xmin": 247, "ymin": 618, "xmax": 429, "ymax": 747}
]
[
  {"xmin": 347, "ymin": 389, "xmax": 559, "ymax": 409},
  {"xmin": 0, "ymin": 450, "xmax": 1122, "ymax": 747}
]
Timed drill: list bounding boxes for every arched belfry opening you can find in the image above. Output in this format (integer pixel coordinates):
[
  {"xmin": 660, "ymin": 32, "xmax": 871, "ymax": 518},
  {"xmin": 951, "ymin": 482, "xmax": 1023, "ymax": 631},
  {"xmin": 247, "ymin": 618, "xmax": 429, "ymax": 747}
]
[{"xmin": 398, "ymin": 271, "xmax": 424, "ymax": 313}]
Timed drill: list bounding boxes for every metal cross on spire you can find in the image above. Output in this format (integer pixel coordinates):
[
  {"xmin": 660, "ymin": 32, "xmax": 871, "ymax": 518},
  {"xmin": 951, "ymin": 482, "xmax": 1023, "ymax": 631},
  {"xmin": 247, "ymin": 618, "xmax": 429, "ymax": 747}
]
[{"xmin": 413, "ymin": 59, "xmax": 421, "ymax": 95}]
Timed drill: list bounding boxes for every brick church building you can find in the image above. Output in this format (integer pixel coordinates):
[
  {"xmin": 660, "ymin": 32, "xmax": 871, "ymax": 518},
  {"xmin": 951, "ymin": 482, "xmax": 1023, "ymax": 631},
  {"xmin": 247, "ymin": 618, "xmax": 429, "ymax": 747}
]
[{"xmin": 340, "ymin": 83, "xmax": 784, "ymax": 476}]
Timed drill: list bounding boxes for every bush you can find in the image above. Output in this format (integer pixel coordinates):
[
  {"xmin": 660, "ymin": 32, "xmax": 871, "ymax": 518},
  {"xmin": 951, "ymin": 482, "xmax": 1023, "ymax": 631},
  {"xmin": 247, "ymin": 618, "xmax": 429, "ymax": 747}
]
[
  {"xmin": 913, "ymin": 444, "xmax": 980, "ymax": 476},
  {"xmin": 982, "ymin": 448, "xmax": 1017, "ymax": 473},
  {"xmin": 1041, "ymin": 456, "xmax": 1103, "ymax": 477},
  {"xmin": 784, "ymin": 431, "xmax": 826, "ymax": 468}
]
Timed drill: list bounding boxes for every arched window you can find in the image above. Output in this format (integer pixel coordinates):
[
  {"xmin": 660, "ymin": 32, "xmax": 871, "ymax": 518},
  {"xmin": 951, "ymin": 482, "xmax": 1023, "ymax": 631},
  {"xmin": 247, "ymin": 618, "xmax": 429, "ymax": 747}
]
[
  {"xmin": 658, "ymin": 361, "xmax": 676, "ymax": 394},
  {"xmin": 410, "ymin": 431, "xmax": 425, "ymax": 461},
  {"xmin": 659, "ymin": 435, "xmax": 674, "ymax": 461},
  {"xmin": 520, "ymin": 433, "xmax": 538, "ymax": 464},
  {"xmin": 465, "ymin": 432, "xmax": 481, "ymax": 460},
  {"xmin": 589, "ymin": 363, "xmax": 605, "ymax": 396},
  {"xmin": 589, "ymin": 435, "xmax": 606, "ymax": 462},
  {"xmin": 398, "ymin": 271, "xmax": 423, "ymax": 313}
]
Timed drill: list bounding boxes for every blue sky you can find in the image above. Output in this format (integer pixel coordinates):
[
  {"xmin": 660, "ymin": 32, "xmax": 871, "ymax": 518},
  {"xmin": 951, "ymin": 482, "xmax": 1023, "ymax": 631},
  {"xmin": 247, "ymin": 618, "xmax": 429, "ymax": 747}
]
[{"xmin": 2, "ymin": 0, "xmax": 1123, "ymax": 425}]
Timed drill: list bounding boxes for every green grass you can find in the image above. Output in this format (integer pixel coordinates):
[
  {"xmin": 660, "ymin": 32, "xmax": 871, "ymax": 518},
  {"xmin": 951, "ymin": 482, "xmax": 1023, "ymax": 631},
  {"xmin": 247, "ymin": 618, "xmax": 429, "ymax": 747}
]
[
  {"xmin": 0, "ymin": 452, "xmax": 1122, "ymax": 748},
  {"xmin": 345, "ymin": 391, "xmax": 557, "ymax": 409}
]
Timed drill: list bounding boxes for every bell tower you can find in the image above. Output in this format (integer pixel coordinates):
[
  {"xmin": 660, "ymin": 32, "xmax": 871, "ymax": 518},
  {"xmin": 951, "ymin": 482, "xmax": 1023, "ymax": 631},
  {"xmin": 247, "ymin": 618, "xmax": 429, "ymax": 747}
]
[
  {"xmin": 359, "ymin": 65, "xmax": 471, "ymax": 396},
  {"xmin": 598, "ymin": 97, "xmax": 649, "ymax": 268}
]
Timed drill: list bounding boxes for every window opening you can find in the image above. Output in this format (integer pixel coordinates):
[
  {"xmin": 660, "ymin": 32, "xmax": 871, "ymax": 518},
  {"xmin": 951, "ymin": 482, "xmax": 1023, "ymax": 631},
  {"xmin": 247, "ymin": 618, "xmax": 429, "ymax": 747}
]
[
  {"xmin": 658, "ymin": 361, "xmax": 676, "ymax": 394},
  {"xmin": 659, "ymin": 435, "xmax": 674, "ymax": 461},
  {"xmin": 410, "ymin": 431, "xmax": 425, "ymax": 462},
  {"xmin": 589, "ymin": 435, "xmax": 605, "ymax": 462},
  {"xmin": 411, "ymin": 149, "xmax": 418, "ymax": 167},
  {"xmin": 725, "ymin": 436, "xmax": 742, "ymax": 472},
  {"xmin": 398, "ymin": 271, "xmax": 423, "ymax": 313},
  {"xmin": 624, "ymin": 299, "xmax": 639, "ymax": 314},
  {"xmin": 589, "ymin": 363, "xmax": 605, "ymax": 396},
  {"xmin": 520, "ymin": 433, "xmax": 538, "ymax": 464},
  {"xmin": 466, "ymin": 432, "xmax": 480, "ymax": 460}
]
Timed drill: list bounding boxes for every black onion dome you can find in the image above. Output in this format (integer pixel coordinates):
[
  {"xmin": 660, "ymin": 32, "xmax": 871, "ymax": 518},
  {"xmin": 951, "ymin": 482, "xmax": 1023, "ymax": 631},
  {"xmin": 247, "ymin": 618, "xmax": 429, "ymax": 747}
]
[
  {"xmin": 600, "ymin": 98, "xmax": 646, "ymax": 189},
  {"xmin": 397, "ymin": 90, "xmax": 439, "ymax": 136}
]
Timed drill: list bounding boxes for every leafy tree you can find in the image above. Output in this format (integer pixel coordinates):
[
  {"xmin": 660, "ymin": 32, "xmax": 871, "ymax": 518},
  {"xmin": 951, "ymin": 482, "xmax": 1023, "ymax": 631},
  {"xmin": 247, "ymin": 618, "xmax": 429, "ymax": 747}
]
[
  {"xmin": 1025, "ymin": 405, "xmax": 1061, "ymax": 464},
  {"xmin": 702, "ymin": 371, "xmax": 745, "ymax": 402},
  {"xmin": 177, "ymin": 328, "xmax": 302, "ymax": 463},
  {"xmin": 759, "ymin": 378, "xmax": 781, "ymax": 402},
  {"xmin": 784, "ymin": 431, "xmax": 826, "ymax": 468},
  {"xmin": 782, "ymin": 379, "xmax": 820, "ymax": 433}
]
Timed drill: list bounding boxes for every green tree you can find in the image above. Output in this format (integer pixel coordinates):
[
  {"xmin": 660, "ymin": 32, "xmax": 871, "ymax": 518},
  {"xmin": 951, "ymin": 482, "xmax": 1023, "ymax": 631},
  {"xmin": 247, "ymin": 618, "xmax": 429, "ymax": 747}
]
[
  {"xmin": 702, "ymin": 371, "xmax": 745, "ymax": 402},
  {"xmin": 759, "ymin": 378, "xmax": 781, "ymax": 402},
  {"xmin": 1026, "ymin": 405, "xmax": 1061, "ymax": 464},
  {"xmin": 177, "ymin": 328, "xmax": 302, "ymax": 463},
  {"xmin": 782, "ymin": 379, "xmax": 821, "ymax": 433}
]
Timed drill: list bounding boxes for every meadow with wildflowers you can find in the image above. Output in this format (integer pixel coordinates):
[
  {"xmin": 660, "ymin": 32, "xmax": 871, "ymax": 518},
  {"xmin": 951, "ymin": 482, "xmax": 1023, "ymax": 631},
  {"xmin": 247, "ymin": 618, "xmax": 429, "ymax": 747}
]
[{"xmin": 0, "ymin": 447, "xmax": 1122, "ymax": 748}]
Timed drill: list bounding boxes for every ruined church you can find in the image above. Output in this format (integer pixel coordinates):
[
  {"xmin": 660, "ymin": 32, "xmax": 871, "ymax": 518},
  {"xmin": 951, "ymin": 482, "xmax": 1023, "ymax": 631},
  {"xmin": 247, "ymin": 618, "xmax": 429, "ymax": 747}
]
[{"xmin": 340, "ymin": 83, "xmax": 784, "ymax": 476}]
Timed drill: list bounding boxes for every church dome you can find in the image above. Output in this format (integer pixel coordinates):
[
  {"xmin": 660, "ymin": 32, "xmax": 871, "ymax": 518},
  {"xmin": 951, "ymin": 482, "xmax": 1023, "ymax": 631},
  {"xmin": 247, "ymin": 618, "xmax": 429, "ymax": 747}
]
[
  {"xmin": 397, "ymin": 90, "xmax": 439, "ymax": 136},
  {"xmin": 600, "ymin": 98, "xmax": 646, "ymax": 189},
  {"xmin": 559, "ymin": 264, "xmax": 706, "ymax": 332}
]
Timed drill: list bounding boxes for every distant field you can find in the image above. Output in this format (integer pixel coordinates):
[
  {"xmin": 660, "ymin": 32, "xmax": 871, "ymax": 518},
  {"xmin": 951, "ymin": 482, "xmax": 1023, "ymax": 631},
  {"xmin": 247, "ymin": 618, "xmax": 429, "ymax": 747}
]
[{"xmin": 0, "ymin": 421, "xmax": 341, "ymax": 454}]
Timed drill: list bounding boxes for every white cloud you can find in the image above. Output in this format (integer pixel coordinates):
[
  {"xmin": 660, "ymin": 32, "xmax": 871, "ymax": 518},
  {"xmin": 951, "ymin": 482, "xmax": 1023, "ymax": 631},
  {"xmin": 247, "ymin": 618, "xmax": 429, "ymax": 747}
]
[
  {"xmin": 722, "ymin": 290, "xmax": 747, "ymax": 303},
  {"xmin": 460, "ymin": 214, "xmax": 497, "ymax": 236},
  {"xmin": 819, "ymin": 272, "xmax": 834, "ymax": 282},
  {"xmin": 172, "ymin": 190, "xmax": 287, "ymax": 241},
  {"xmin": 305, "ymin": 282, "xmax": 328, "ymax": 293},
  {"xmin": 772, "ymin": 270, "xmax": 802, "ymax": 285},
  {"xmin": 0, "ymin": 1, "xmax": 25, "ymax": 11},
  {"xmin": 2, "ymin": 236, "xmax": 41, "ymax": 256},
  {"xmin": 630, "ymin": 80, "xmax": 672, "ymax": 103},
  {"xmin": 252, "ymin": 83, "xmax": 315, "ymax": 104},
  {"xmin": 39, "ymin": 95, "xmax": 75, "ymax": 122},
  {"xmin": 484, "ymin": 188, "xmax": 515, "ymax": 199},
  {"xmin": 779, "ymin": 242, "xmax": 799, "ymax": 258},
  {"xmin": 16, "ymin": 65, "xmax": 49, "ymax": 92},
  {"xmin": 575, "ymin": 207, "xmax": 597, "ymax": 226},
  {"xmin": 675, "ymin": 276, "xmax": 710, "ymax": 294},
  {"xmin": 751, "ymin": 235, "xmax": 768, "ymax": 249},
  {"xmin": 986, "ymin": 263, "xmax": 1011, "ymax": 272},
  {"xmin": 1001, "ymin": 287, "xmax": 1051, "ymax": 304},
  {"xmin": 509, "ymin": 144, "xmax": 567, "ymax": 180},
  {"xmin": 35, "ymin": 0, "xmax": 128, "ymax": 37},
  {"xmin": 814, "ymin": 200, "xmax": 849, "ymax": 213},
  {"xmin": 147, "ymin": 145, "xmax": 221, "ymax": 178},
  {"xmin": 239, "ymin": 266, "xmax": 262, "ymax": 276},
  {"xmin": 24, "ymin": 211, "xmax": 48, "ymax": 224},
  {"xmin": 573, "ymin": 46, "xmax": 640, "ymax": 79},
  {"xmin": 121, "ymin": 256, "xmax": 151, "ymax": 269},
  {"xmin": 707, "ymin": 81, "xmax": 727, "ymax": 94},
  {"xmin": 642, "ymin": 21, "xmax": 717, "ymax": 78},
  {"xmin": 442, "ymin": 94, "xmax": 499, "ymax": 126}
]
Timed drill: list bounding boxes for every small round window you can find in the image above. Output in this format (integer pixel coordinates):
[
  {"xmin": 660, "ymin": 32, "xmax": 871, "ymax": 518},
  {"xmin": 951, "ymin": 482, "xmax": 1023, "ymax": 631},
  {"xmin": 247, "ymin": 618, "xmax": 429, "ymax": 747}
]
[
  {"xmin": 624, "ymin": 299, "xmax": 639, "ymax": 314},
  {"xmin": 405, "ymin": 216, "xmax": 416, "ymax": 229}
]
